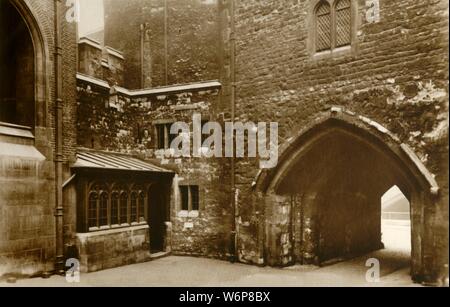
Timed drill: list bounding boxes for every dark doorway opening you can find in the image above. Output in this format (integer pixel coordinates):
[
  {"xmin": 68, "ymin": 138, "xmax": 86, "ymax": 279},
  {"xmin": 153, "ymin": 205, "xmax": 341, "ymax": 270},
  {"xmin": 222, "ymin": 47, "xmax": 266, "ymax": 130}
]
[
  {"xmin": 0, "ymin": 0, "xmax": 35, "ymax": 128},
  {"xmin": 149, "ymin": 182, "xmax": 168, "ymax": 253}
]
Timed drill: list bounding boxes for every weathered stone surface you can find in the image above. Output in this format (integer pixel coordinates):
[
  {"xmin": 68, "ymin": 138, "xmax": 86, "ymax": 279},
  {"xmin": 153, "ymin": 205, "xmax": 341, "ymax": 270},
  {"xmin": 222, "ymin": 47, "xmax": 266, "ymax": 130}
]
[
  {"xmin": 104, "ymin": 0, "xmax": 220, "ymax": 89},
  {"xmin": 218, "ymin": 0, "xmax": 448, "ymax": 285},
  {"xmin": 0, "ymin": 0, "xmax": 77, "ymax": 277},
  {"xmin": 76, "ymin": 76, "xmax": 233, "ymax": 262},
  {"xmin": 76, "ymin": 225, "xmax": 151, "ymax": 273}
]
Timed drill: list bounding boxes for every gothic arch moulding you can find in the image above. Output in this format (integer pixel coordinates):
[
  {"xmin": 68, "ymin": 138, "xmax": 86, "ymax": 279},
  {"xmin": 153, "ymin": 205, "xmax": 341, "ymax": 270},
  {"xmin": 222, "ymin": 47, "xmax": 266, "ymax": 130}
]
[{"xmin": 253, "ymin": 107, "xmax": 439, "ymax": 197}]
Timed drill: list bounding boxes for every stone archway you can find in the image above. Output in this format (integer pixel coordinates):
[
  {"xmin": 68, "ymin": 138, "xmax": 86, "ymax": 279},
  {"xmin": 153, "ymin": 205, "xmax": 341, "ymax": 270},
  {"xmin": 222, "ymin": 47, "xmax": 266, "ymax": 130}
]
[
  {"xmin": 253, "ymin": 108, "xmax": 439, "ymax": 283},
  {"xmin": 2, "ymin": 0, "xmax": 49, "ymax": 128}
]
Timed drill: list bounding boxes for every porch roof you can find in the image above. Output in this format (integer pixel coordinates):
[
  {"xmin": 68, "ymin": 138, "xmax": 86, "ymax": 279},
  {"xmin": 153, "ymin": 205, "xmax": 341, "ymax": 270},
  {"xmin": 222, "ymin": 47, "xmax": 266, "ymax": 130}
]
[{"xmin": 72, "ymin": 149, "xmax": 173, "ymax": 174}]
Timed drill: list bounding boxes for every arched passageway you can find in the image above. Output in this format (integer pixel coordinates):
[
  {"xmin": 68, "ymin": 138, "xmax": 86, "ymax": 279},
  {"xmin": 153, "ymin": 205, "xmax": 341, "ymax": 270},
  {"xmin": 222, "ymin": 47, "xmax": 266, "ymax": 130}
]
[{"xmin": 254, "ymin": 110, "xmax": 438, "ymax": 282}]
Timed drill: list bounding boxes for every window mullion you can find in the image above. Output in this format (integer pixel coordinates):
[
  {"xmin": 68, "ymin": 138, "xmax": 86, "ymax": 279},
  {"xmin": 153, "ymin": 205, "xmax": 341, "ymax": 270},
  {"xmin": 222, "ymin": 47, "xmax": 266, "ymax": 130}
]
[
  {"xmin": 118, "ymin": 193, "xmax": 121, "ymax": 225},
  {"xmin": 85, "ymin": 185, "xmax": 89, "ymax": 232},
  {"xmin": 96, "ymin": 192, "xmax": 100, "ymax": 228},
  {"xmin": 108, "ymin": 191, "xmax": 111, "ymax": 227},
  {"xmin": 117, "ymin": 193, "xmax": 120, "ymax": 225},
  {"xmin": 145, "ymin": 193, "xmax": 149, "ymax": 222},
  {"xmin": 137, "ymin": 192, "xmax": 140, "ymax": 222},
  {"xmin": 127, "ymin": 190, "xmax": 131, "ymax": 224}
]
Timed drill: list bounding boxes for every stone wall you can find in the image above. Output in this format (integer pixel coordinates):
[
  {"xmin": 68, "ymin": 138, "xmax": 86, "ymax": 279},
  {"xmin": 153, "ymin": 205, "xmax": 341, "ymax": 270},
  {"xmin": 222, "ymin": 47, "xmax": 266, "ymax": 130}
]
[
  {"xmin": 0, "ymin": 0, "xmax": 77, "ymax": 277},
  {"xmin": 71, "ymin": 0, "xmax": 448, "ymax": 285},
  {"xmin": 104, "ymin": 0, "xmax": 220, "ymax": 89},
  {"xmin": 76, "ymin": 76, "xmax": 233, "ymax": 260},
  {"xmin": 78, "ymin": 37, "xmax": 125, "ymax": 86},
  {"xmin": 76, "ymin": 225, "xmax": 151, "ymax": 273},
  {"xmin": 220, "ymin": 0, "xmax": 449, "ymax": 284}
]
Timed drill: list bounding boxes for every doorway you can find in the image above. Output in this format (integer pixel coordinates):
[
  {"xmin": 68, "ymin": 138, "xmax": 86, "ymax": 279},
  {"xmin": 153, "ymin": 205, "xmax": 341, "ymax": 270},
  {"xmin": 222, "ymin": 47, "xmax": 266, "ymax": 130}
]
[{"xmin": 148, "ymin": 182, "xmax": 168, "ymax": 253}]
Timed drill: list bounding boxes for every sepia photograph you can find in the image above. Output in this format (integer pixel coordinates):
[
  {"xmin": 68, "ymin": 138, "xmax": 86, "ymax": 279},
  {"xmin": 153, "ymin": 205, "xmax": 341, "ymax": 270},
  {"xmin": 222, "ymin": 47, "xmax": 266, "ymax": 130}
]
[{"xmin": 0, "ymin": 0, "xmax": 448, "ymax": 294}]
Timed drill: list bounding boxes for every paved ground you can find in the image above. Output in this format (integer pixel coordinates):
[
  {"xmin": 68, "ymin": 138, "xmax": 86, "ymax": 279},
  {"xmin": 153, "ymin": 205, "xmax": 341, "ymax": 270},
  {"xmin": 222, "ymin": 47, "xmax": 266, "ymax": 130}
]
[{"xmin": 1, "ymin": 222, "xmax": 418, "ymax": 287}]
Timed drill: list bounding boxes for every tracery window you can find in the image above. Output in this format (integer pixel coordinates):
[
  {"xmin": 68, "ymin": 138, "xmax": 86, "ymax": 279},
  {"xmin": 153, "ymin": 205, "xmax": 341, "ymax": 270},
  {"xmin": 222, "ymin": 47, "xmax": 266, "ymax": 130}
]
[
  {"xmin": 315, "ymin": 1, "xmax": 332, "ymax": 52},
  {"xmin": 120, "ymin": 191, "xmax": 128, "ymax": 225},
  {"xmin": 85, "ymin": 182, "xmax": 148, "ymax": 232},
  {"xmin": 130, "ymin": 192, "xmax": 138, "ymax": 224},
  {"xmin": 335, "ymin": 0, "xmax": 351, "ymax": 47},
  {"xmin": 88, "ymin": 192, "xmax": 98, "ymax": 229},
  {"xmin": 111, "ymin": 192, "xmax": 120, "ymax": 225},
  {"xmin": 99, "ymin": 192, "xmax": 109, "ymax": 227},
  {"xmin": 138, "ymin": 192, "xmax": 146, "ymax": 223},
  {"xmin": 315, "ymin": 0, "xmax": 352, "ymax": 53}
]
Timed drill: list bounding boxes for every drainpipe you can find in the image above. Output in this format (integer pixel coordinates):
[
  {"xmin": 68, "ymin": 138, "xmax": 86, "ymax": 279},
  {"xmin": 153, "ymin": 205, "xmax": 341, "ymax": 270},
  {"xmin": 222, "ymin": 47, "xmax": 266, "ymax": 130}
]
[
  {"xmin": 230, "ymin": 0, "xmax": 238, "ymax": 263},
  {"xmin": 164, "ymin": 0, "xmax": 168, "ymax": 85},
  {"xmin": 54, "ymin": 0, "xmax": 64, "ymax": 275},
  {"xmin": 140, "ymin": 23, "xmax": 145, "ymax": 89}
]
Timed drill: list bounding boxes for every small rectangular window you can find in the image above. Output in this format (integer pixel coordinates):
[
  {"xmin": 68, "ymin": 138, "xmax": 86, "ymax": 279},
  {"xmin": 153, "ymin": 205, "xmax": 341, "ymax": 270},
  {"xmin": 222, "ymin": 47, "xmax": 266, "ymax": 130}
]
[
  {"xmin": 180, "ymin": 185, "xmax": 200, "ymax": 212},
  {"xmin": 156, "ymin": 123, "xmax": 178, "ymax": 150}
]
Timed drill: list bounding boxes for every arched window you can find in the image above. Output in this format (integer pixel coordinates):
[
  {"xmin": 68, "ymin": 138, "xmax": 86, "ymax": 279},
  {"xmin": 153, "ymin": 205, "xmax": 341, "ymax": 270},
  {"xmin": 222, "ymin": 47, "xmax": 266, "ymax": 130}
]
[
  {"xmin": 335, "ymin": 0, "xmax": 351, "ymax": 47},
  {"xmin": 0, "ymin": 0, "xmax": 35, "ymax": 128},
  {"xmin": 83, "ymin": 182, "xmax": 149, "ymax": 232},
  {"xmin": 120, "ymin": 192, "xmax": 128, "ymax": 225},
  {"xmin": 130, "ymin": 192, "xmax": 138, "ymax": 224},
  {"xmin": 314, "ymin": 0, "xmax": 352, "ymax": 53},
  {"xmin": 138, "ymin": 192, "xmax": 146, "ymax": 223},
  {"xmin": 88, "ymin": 192, "xmax": 98, "ymax": 228},
  {"xmin": 315, "ymin": 1, "xmax": 332, "ymax": 52},
  {"xmin": 111, "ymin": 192, "xmax": 120, "ymax": 225},
  {"xmin": 99, "ymin": 192, "xmax": 109, "ymax": 227}
]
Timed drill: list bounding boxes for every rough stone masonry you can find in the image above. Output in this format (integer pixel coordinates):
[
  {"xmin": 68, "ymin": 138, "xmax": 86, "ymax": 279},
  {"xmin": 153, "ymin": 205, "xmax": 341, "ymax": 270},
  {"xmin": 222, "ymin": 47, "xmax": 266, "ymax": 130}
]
[{"xmin": 0, "ymin": 0, "xmax": 448, "ymax": 287}]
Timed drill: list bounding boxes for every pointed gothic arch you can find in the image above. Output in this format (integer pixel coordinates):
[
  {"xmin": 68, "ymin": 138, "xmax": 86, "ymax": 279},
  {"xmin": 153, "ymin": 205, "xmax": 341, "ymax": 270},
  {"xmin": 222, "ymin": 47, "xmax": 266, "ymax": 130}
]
[
  {"xmin": 252, "ymin": 108, "xmax": 439, "ymax": 282},
  {"xmin": 3, "ymin": 0, "xmax": 49, "ymax": 128}
]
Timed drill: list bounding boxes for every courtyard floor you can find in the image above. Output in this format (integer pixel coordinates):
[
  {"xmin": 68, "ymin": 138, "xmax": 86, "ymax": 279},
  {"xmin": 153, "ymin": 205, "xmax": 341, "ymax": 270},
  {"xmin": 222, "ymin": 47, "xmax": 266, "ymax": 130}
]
[
  {"xmin": 0, "ymin": 249, "xmax": 419, "ymax": 287},
  {"xmin": 1, "ymin": 221, "xmax": 419, "ymax": 287}
]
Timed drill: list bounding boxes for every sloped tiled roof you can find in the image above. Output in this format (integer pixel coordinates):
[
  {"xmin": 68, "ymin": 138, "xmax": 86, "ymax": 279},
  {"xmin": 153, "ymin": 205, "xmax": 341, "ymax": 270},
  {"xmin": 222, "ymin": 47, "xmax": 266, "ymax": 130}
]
[{"xmin": 73, "ymin": 149, "xmax": 173, "ymax": 173}]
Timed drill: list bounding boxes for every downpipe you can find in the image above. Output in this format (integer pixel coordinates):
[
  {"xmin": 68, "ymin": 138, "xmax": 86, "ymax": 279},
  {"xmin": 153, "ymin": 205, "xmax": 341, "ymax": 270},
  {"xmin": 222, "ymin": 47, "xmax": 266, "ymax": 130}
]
[{"xmin": 54, "ymin": 0, "xmax": 65, "ymax": 275}]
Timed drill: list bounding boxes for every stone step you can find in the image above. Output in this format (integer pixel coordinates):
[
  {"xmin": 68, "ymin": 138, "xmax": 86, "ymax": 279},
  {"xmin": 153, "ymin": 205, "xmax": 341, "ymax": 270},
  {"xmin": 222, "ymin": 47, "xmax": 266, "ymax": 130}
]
[{"xmin": 150, "ymin": 251, "xmax": 170, "ymax": 260}]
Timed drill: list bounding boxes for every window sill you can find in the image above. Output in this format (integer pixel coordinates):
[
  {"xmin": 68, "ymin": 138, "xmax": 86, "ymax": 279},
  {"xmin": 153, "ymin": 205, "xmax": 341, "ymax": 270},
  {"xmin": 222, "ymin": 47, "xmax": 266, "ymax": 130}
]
[
  {"xmin": 178, "ymin": 210, "xmax": 199, "ymax": 218},
  {"xmin": 313, "ymin": 45, "xmax": 352, "ymax": 60},
  {"xmin": 83, "ymin": 223, "xmax": 148, "ymax": 235},
  {"xmin": 0, "ymin": 121, "xmax": 34, "ymax": 143},
  {"xmin": 0, "ymin": 122, "xmax": 44, "ymax": 161}
]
